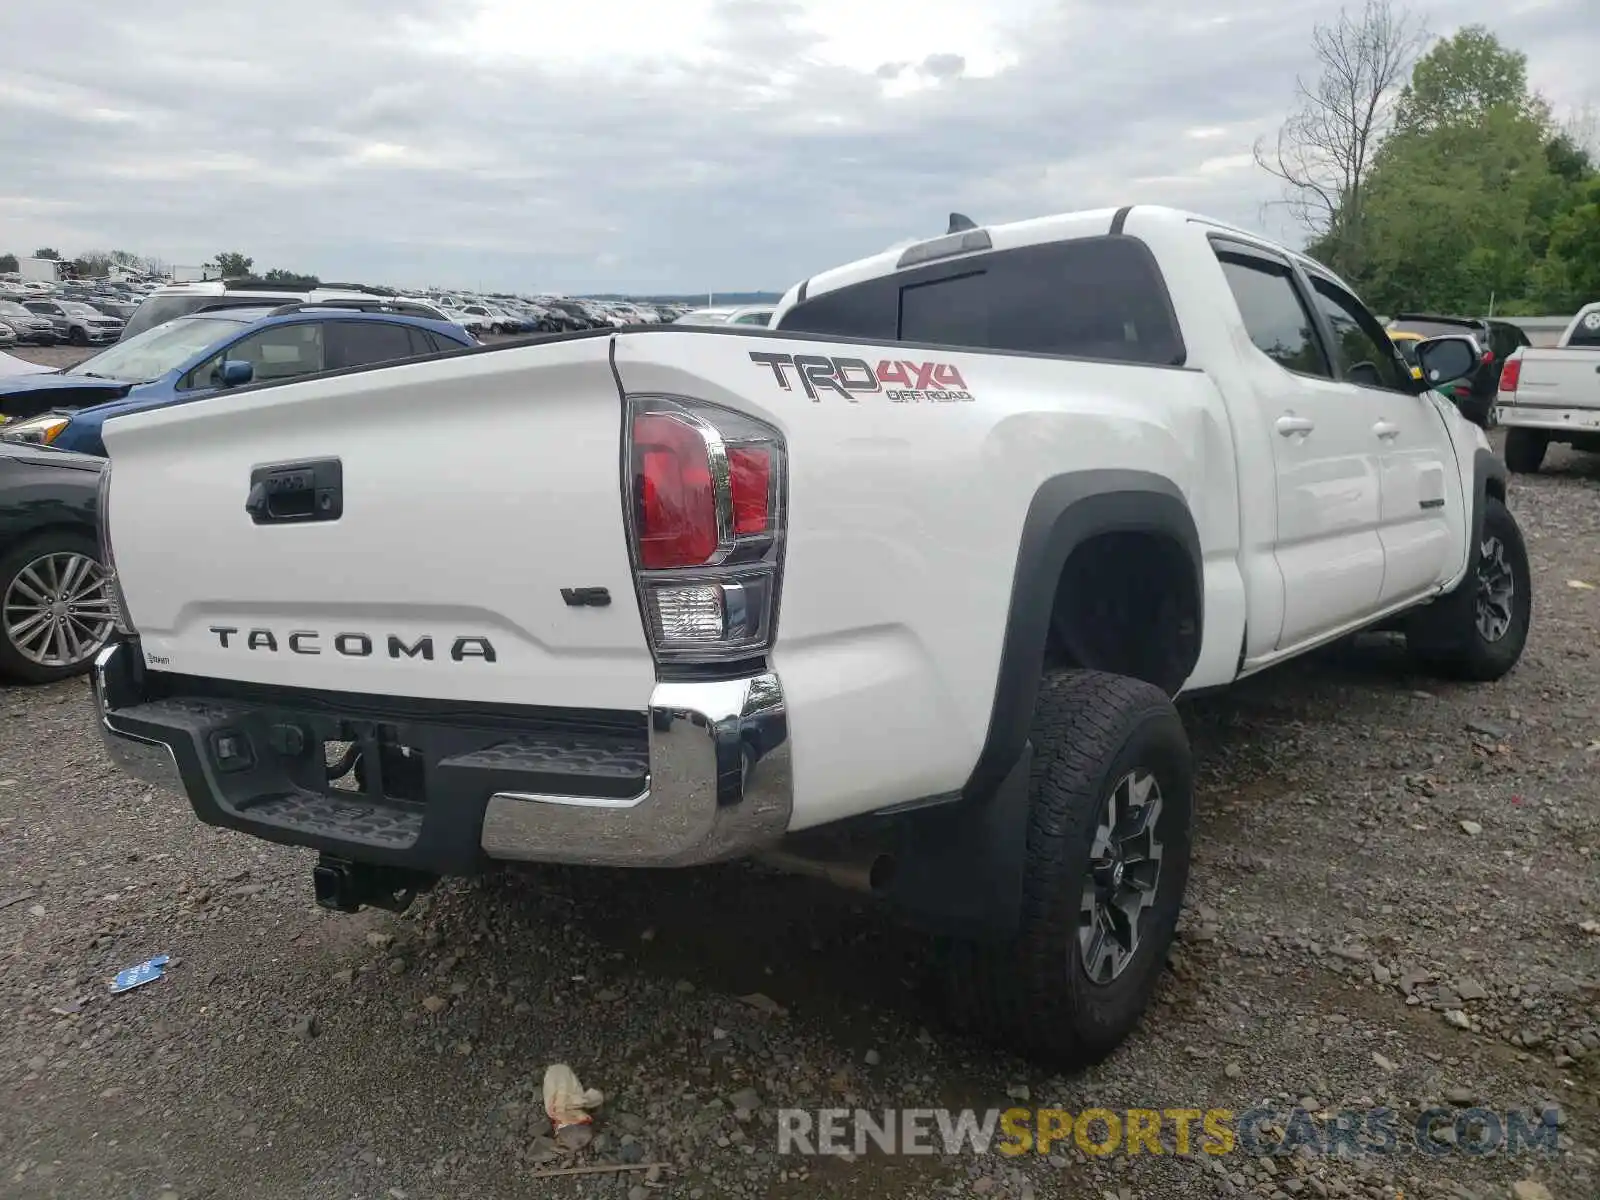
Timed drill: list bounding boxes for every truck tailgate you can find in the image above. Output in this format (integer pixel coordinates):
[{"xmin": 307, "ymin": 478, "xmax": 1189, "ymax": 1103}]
[
  {"xmin": 100, "ymin": 335, "xmax": 657, "ymax": 710},
  {"xmin": 1513, "ymin": 348, "xmax": 1600, "ymax": 408}
]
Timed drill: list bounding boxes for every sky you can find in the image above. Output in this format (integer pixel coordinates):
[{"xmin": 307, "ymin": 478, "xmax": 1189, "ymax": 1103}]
[{"xmin": 0, "ymin": 0, "xmax": 1592, "ymax": 296}]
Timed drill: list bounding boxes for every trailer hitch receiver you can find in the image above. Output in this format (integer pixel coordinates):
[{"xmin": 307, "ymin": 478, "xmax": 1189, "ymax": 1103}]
[{"xmin": 312, "ymin": 855, "xmax": 436, "ymax": 914}]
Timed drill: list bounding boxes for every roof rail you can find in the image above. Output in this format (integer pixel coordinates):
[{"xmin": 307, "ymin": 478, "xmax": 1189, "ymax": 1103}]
[
  {"xmin": 187, "ymin": 299, "xmax": 290, "ymax": 316},
  {"xmin": 264, "ymin": 298, "xmax": 432, "ymax": 317}
]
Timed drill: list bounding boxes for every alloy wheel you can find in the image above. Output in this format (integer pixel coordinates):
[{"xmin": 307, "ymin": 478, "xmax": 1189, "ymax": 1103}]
[
  {"xmin": 1474, "ymin": 535, "xmax": 1515, "ymax": 643},
  {"xmin": 3, "ymin": 551, "xmax": 115, "ymax": 669},
  {"xmin": 1077, "ymin": 769, "xmax": 1165, "ymax": 984}
]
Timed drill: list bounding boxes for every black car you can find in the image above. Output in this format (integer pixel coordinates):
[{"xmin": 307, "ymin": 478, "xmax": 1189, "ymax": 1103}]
[
  {"xmin": 1386, "ymin": 314, "xmax": 1531, "ymax": 428},
  {"xmin": 0, "ymin": 442, "xmax": 112, "ymax": 683}
]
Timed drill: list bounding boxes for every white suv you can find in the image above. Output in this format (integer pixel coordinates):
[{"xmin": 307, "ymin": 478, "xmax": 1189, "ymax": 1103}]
[{"xmin": 120, "ymin": 281, "xmax": 387, "ymax": 341}]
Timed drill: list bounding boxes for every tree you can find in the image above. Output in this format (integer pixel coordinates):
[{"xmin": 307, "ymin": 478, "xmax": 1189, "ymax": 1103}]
[
  {"xmin": 1393, "ymin": 26, "xmax": 1536, "ymax": 136},
  {"xmin": 1254, "ymin": 0, "xmax": 1428, "ymax": 279},
  {"xmin": 75, "ymin": 251, "xmax": 115, "ymax": 278},
  {"xmin": 262, "ymin": 268, "xmax": 320, "ymax": 285},
  {"xmin": 0, "ymin": 253, "xmax": 17, "ymax": 273},
  {"xmin": 32, "ymin": 248, "xmax": 61, "ymax": 260},
  {"xmin": 213, "ymin": 251, "xmax": 254, "ymax": 277},
  {"xmin": 1529, "ymin": 178, "xmax": 1600, "ymax": 311},
  {"xmin": 1358, "ymin": 103, "xmax": 1557, "ymax": 313}
]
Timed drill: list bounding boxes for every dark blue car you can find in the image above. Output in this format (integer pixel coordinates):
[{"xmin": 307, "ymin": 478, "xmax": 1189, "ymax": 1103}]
[{"xmin": 0, "ymin": 304, "xmax": 475, "ymax": 456}]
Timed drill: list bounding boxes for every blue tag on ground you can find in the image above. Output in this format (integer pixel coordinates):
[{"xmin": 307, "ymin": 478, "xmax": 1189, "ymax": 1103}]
[{"xmin": 110, "ymin": 955, "xmax": 171, "ymax": 994}]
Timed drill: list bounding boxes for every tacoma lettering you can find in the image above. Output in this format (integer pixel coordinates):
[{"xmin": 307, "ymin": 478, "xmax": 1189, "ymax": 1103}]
[{"xmin": 208, "ymin": 625, "xmax": 495, "ymax": 663}]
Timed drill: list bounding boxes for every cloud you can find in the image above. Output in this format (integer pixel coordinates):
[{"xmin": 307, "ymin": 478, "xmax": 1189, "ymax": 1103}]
[{"xmin": 0, "ymin": 0, "xmax": 1589, "ymax": 294}]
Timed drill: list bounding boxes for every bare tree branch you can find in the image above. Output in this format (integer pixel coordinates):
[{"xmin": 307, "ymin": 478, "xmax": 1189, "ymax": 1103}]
[{"xmin": 1254, "ymin": 0, "xmax": 1429, "ymax": 272}]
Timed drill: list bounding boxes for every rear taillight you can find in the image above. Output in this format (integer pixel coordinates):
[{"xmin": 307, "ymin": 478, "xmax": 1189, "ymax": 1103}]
[
  {"xmin": 625, "ymin": 397, "xmax": 785, "ymax": 664},
  {"xmin": 1499, "ymin": 357, "xmax": 1520, "ymax": 393},
  {"xmin": 95, "ymin": 462, "xmax": 136, "ymax": 635},
  {"xmin": 1481, "ymin": 349, "xmax": 1495, "ymax": 365}
]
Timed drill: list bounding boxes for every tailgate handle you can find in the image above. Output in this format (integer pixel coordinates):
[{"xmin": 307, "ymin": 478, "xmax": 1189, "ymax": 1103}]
[{"xmin": 246, "ymin": 458, "xmax": 343, "ymax": 525}]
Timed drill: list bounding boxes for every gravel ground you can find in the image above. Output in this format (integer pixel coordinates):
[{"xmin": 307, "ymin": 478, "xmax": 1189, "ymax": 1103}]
[
  {"xmin": 4, "ymin": 344, "xmax": 96, "ymax": 371},
  {"xmin": 1, "ymin": 415, "xmax": 1597, "ymax": 1199}
]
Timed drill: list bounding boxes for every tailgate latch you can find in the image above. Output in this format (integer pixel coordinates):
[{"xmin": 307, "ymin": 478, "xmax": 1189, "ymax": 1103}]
[{"xmin": 246, "ymin": 458, "xmax": 343, "ymax": 525}]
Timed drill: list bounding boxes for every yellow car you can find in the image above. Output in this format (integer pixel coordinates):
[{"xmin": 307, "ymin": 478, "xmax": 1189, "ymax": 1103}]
[{"xmin": 1388, "ymin": 330, "xmax": 1426, "ymax": 381}]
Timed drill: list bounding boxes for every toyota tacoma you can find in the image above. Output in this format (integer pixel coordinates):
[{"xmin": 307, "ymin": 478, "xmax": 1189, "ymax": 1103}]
[{"xmin": 89, "ymin": 205, "xmax": 1530, "ymax": 1065}]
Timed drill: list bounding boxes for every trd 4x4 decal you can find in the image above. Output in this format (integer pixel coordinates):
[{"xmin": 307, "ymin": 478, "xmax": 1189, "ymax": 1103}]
[{"xmin": 748, "ymin": 351, "xmax": 973, "ymax": 403}]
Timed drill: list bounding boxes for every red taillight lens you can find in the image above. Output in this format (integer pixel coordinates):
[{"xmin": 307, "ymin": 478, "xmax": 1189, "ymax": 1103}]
[
  {"xmin": 1481, "ymin": 349, "xmax": 1495, "ymax": 365},
  {"xmin": 727, "ymin": 446, "xmax": 771, "ymax": 535},
  {"xmin": 1500, "ymin": 358, "xmax": 1520, "ymax": 393},
  {"xmin": 625, "ymin": 397, "xmax": 786, "ymax": 664},
  {"xmin": 633, "ymin": 412, "xmax": 717, "ymax": 569}
]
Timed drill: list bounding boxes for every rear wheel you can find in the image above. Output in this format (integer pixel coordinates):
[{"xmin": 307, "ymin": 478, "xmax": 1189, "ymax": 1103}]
[
  {"xmin": 0, "ymin": 532, "xmax": 116, "ymax": 684},
  {"xmin": 944, "ymin": 670, "xmax": 1192, "ymax": 1066},
  {"xmin": 1504, "ymin": 428, "xmax": 1547, "ymax": 474}
]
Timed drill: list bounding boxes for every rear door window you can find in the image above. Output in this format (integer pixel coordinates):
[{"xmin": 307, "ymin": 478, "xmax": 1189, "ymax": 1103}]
[
  {"xmin": 780, "ymin": 236, "xmax": 1185, "ymax": 366},
  {"xmin": 1213, "ymin": 251, "xmax": 1330, "ymax": 378},
  {"xmin": 327, "ymin": 320, "xmax": 416, "ymax": 370}
]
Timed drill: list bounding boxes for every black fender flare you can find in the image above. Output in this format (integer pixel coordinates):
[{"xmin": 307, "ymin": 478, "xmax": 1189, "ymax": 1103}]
[
  {"xmin": 1469, "ymin": 447, "xmax": 1507, "ymax": 567},
  {"xmin": 961, "ymin": 470, "xmax": 1202, "ymax": 802}
]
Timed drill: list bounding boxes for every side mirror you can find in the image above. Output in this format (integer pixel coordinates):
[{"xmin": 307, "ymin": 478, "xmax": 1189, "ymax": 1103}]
[
  {"xmin": 1413, "ymin": 335, "xmax": 1478, "ymax": 389},
  {"xmin": 220, "ymin": 359, "xmax": 254, "ymax": 387}
]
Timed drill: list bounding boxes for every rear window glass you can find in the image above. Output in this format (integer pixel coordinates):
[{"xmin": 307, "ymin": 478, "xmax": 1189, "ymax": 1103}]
[{"xmin": 780, "ymin": 236, "xmax": 1185, "ymax": 367}]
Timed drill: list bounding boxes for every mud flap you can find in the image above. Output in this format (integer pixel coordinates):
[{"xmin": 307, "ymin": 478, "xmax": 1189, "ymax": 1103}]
[{"xmin": 884, "ymin": 745, "xmax": 1033, "ymax": 940}]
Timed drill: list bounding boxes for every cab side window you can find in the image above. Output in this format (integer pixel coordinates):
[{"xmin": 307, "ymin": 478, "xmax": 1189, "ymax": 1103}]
[
  {"xmin": 1306, "ymin": 277, "xmax": 1410, "ymax": 392},
  {"xmin": 1214, "ymin": 251, "xmax": 1331, "ymax": 378}
]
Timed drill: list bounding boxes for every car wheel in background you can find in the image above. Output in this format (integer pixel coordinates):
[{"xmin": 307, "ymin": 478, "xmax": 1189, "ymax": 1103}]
[
  {"xmin": 1504, "ymin": 428, "xmax": 1547, "ymax": 474},
  {"xmin": 68, "ymin": 327, "xmax": 89, "ymax": 346},
  {"xmin": 0, "ymin": 532, "xmax": 116, "ymax": 684}
]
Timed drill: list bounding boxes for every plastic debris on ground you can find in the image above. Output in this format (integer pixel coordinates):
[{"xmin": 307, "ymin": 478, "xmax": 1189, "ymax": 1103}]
[
  {"xmin": 110, "ymin": 954, "xmax": 171, "ymax": 994},
  {"xmin": 543, "ymin": 1063, "xmax": 604, "ymax": 1131}
]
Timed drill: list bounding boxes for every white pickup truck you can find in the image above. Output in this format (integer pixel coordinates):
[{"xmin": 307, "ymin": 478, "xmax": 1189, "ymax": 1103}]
[
  {"xmin": 91, "ymin": 205, "xmax": 1529, "ymax": 1066},
  {"xmin": 1498, "ymin": 301, "xmax": 1600, "ymax": 472}
]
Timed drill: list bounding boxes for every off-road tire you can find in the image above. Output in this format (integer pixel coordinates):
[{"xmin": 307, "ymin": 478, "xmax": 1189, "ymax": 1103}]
[
  {"xmin": 1407, "ymin": 496, "xmax": 1531, "ymax": 682},
  {"xmin": 1503, "ymin": 429, "xmax": 1547, "ymax": 475},
  {"xmin": 943, "ymin": 669, "xmax": 1193, "ymax": 1067}
]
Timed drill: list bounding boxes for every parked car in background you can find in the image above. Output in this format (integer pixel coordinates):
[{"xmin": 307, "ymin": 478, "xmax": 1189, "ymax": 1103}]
[
  {"xmin": 1385, "ymin": 313, "xmax": 1531, "ymax": 429},
  {"xmin": 0, "ymin": 323, "xmax": 16, "ymax": 349},
  {"xmin": 119, "ymin": 279, "xmax": 389, "ymax": 341},
  {"xmin": 0, "ymin": 300, "xmax": 59, "ymax": 345},
  {"xmin": 673, "ymin": 306, "xmax": 737, "ymax": 325},
  {"xmin": 23, "ymin": 299, "xmax": 124, "ymax": 345},
  {"xmin": 672, "ymin": 305, "xmax": 775, "ymax": 327},
  {"xmin": 88, "ymin": 295, "xmax": 142, "ymax": 321},
  {"xmin": 724, "ymin": 304, "xmax": 775, "ymax": 327},
  {"xmin": 1497, "ymin": 301, "xmax": 1600, "ymax": 473},
  {"xmin": 0, "ymin": 440, "xmax": 111, "ymax": 682},
  {"xmin": 0, "ymin": 304, "xmax": 474, "ymax": 450}
]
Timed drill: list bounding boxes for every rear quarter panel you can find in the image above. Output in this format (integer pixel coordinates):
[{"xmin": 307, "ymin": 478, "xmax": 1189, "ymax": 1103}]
[{"xmin": 613, "ymin": 328, "xmax": 1240, "ymax": 828}]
